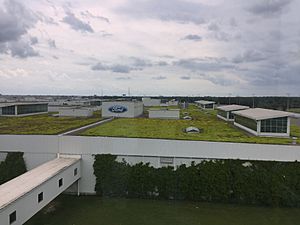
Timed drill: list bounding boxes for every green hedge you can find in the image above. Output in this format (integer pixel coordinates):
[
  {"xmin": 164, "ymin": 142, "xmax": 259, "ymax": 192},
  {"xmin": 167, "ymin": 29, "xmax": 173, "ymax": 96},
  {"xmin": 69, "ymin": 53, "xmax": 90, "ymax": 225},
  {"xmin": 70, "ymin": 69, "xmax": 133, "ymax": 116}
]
[
  {"xmin": 0, "ymin": 152, "xmax": 27, "ymax": 185},
  {"xmin": 93, "ymin": 154, "xmax": 300, "ymax": 207}
]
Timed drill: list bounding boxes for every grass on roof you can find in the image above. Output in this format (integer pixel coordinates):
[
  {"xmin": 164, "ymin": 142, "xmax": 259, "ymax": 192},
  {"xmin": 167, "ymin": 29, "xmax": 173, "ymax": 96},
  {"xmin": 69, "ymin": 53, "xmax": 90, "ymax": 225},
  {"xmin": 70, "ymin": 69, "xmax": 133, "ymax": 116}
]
[
  {"xmin": 0, "ymin": 111, "xmax": 101, "ymax": 135},
  {"xmin": 81, "ymin": 106, "xmax": 300, "ymax": 145}
]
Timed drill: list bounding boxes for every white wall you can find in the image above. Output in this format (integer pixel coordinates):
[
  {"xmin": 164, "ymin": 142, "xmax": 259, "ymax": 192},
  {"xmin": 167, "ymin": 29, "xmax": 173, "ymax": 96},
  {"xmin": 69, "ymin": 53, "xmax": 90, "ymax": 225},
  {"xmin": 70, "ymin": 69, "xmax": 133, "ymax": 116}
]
[
  {"xmin": 142, "ymin": 98, "xmax": 161, "ymax": 107},
  {"xmin": 58, "ymin": 108, "xmax": 93, "ymax": 117},
  {"xmin": 102, "ymin": 101, "xmax": 143, "ymax": 118},
  {"xmin": 0, "ymin": 160, "xmax": 80, "ymax": 225},
  {"xmin": 149, "ymin": 110, "xmax": 180, "ymax": 119}
]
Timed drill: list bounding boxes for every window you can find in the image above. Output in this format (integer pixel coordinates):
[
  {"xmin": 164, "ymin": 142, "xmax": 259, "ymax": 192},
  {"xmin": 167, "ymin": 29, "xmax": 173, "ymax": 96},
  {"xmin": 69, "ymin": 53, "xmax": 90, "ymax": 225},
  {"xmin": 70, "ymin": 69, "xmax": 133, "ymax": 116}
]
[
  {"xmin": 261, "ymin": 117, "xmax": 288, "ymax": 133},
  {"xmin": 59, "ymin": 178, "xmax": 63, "ymax": 187},
  {"xmin": 9, "ymin": 211, "xmax": 16, "ymax": 224},
  {"xmin": 2, "ymin": 106, "xmax": 15, "ymax": 115},
  {"xmin": 217, "ymin": 110, "xmax": 227, "ymax": 119},
  {"xmin": 235, "ymin": 115, "xmax": 257, "ymax": 131},
  {"xmin": 38, "ymin": 192, "xmax": 43, "ymax": 203},
  {"xmin": 74, "ymin": 168, "xmax": 78, "ymax": 176},
  {"xmin": 17, "ymin": 104, "xmax": 48, "ymax": 115}
]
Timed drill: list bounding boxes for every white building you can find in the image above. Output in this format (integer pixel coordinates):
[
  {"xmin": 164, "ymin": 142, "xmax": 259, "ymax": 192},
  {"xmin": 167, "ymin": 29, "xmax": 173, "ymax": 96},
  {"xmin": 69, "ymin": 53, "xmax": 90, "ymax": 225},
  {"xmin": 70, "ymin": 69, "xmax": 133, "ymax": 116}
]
[
  {"xmin": 216, "ymin": 105, "xmax": 250, "ymax": 121},
  {"xmin": 0, "ymin": 102, "xmax": 48, "ymax": 117},
  {"xmin": 195, "ymin": 100, "xmax": 215, "ymax": 110},
  {"xmin": 148, "ymin": 108, "xmax": 180, "ymax": 119},
  {"xmin": 58, "ymin": 107, "xmax": 94, "ymax": 117},
  {"xmin": 233, "ymin": 108, "xmax": 293, "ymax": 137},
  {"xmin": 167, "ymin": 99, "xmax": 179, "ymax": 106},
  {"xmin": 142, "ymin": 97, "xmax": 161, "ymax": 107},
  {"xmin": 102, "ymin": 101, "xmax": 143, "ymax": 118}
]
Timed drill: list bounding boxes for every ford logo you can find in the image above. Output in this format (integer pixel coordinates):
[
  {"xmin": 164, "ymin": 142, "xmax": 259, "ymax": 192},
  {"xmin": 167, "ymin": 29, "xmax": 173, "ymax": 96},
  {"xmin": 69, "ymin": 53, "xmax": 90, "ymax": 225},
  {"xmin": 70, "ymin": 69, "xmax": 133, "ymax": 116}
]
[{"xmin": 108, "ymin": 105, "xmax": 128, "ymax": 113}]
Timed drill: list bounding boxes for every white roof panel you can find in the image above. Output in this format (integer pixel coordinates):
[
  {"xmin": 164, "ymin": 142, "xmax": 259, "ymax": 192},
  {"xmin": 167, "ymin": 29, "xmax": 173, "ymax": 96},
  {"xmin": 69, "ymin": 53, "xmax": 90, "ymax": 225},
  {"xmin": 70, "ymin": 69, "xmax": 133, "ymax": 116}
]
[
  {"xmin": 216, "ymin": 104, "xmax": 250, "ymax": 112},
  {"xmin": 0, "ymin": 157, "xmax": 79, "ymax": 210},
  {"xmin": 232, "ymin": 108, "xmax": 293, "ymax": 120},
  {"xmin": 195, "ymin": 100, "xmax": 215, "ymax": 105}
]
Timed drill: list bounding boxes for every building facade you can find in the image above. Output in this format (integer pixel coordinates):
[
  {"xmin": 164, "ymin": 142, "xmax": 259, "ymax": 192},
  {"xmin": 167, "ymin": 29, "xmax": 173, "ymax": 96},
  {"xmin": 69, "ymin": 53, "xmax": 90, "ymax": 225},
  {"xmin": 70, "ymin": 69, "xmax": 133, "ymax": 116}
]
[
  {"xmin": 195, "ymin": 100, "xmax": 215, "ymax": 110},
  {"xmin": 233, "ymin": 108, "xmax": 292, "ymax": 137},
  {"xmin": 102, "ymin": 101, "xmax": 143, "ymax": 118},
  {"xmin": 148, "ymin": 109, "xmax": 180, "ymax": 119},
  {"xmin": 0, "ymin": 103, "xmax": 48, "ymax": 116},
  {"xmin": 217, "ymin": 105, "xmax": 249, "ymax": 121}
]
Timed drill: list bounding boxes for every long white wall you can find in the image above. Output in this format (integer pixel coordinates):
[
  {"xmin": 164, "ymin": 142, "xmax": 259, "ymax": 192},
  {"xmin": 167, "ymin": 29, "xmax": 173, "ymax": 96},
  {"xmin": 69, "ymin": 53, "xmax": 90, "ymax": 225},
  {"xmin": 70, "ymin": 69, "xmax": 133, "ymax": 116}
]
[{"xmin": 1, "ymin": 135, "xmax": 300, "ymax": 194}]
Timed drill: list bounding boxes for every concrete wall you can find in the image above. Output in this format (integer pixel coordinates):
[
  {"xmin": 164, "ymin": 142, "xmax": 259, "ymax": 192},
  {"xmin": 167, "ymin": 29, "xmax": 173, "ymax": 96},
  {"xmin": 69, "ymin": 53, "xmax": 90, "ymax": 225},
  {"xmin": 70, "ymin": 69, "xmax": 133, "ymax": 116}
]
[
  {"xmin": 142, "ymin": 98, "xmax": 161, "ymax": 107},
  {"xmin": 0, "ymin": 160, "xmax": 80, "ymax": 225},
  {"xmin": 102, "ymin": 101, "xmax": 143, "ymax": 118},
  {"xmin": 58, "ymin": 108, "xmax": 93, "ymax": 117},
  {"xmin": 148, "ymin": 109, "xmax": 180, "ymax": 119},
  {"xmin": 1, "ymin": 135, "xmax": 300, "ymax": 194}
]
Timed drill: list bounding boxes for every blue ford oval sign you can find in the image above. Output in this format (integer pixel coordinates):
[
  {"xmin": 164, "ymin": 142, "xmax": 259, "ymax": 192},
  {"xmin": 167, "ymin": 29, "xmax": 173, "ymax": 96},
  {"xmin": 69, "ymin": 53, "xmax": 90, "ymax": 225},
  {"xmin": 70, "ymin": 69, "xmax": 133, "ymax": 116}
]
[{"xmin": 108, "ymin": 105, "xmax": 128, "ymax": 113}]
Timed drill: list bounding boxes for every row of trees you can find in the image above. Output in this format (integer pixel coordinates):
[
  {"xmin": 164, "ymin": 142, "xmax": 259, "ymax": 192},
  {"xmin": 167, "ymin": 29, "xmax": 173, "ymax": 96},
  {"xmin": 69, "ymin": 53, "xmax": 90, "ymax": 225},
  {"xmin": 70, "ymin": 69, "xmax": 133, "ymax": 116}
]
[
  {"xmin": 94, "ymin": 154, "xmax": 300, "ymax": 207},
  {"xmin": 0, "ymin": 152, "xmax": 27, "ymax": 185}
]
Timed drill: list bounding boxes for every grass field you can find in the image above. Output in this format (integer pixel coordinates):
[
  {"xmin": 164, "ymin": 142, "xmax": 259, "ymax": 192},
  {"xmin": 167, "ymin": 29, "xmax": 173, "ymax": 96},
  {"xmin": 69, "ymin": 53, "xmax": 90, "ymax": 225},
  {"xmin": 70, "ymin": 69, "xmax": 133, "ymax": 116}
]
[
  {"xmin": 0, "ymin": 112, "xmax": 101, "ymax": 135},
  {"xmin": 81, "ymin": 106, "xmax": 300, "ymax": 145},
  {"xmin": 25, "ymin": 196, "xmax": 300, "ymax": 225}
]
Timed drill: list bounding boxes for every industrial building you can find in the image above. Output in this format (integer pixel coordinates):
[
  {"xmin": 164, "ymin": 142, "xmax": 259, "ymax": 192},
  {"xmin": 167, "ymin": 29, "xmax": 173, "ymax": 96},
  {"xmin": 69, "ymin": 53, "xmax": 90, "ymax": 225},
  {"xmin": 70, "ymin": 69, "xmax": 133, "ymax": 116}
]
[
  {"xmin": 58, "ymin": 107, "xmax": 94, "ymax": 117},
  {"xmin": 233, "ymin": 108, "xmax": 293, "ymax": 137},
  {"xmin": 217, "ymin": 105, "xmax": 250, "ymax": 121},
  {"xmin": 142, "ymin": 97, "xmax": 161, "ymax": 107},
  {"xmin": 195, "ymin": 100, "xmax": 215, "ymax": 110},
  {"xmin": 148, "ymin": 108, "xmax": 180, "ymax": 119},
  {"xmin": 102, "ymin": 101, "xmax": 143, "ymax": 118},
  {"xmin": 0, "ymin": 102, "xmax": 48, "ymax": 116}
]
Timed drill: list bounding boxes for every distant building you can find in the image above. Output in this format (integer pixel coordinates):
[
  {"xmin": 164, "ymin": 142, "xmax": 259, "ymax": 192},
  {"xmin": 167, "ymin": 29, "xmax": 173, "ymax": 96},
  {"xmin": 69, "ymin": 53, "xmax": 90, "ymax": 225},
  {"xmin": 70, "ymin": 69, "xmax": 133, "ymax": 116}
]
[
  {"xmin": 233, "ymin": 108, "xmax": 293, "ymax": 137},
  {"xmin": 216, "ymin": 105, "xmax": 249, "ymax": 121},
  {"xmin": 167, "ymin": 99, "xmax": 179, "ymax": 106},
  {"xmin": 148, "ymin": 108, "xmax": 180, "ymax": 119},
  {"xmin": 58, "ymin": 107, "xmax": 94, "ymax": 117},
  {"xmin": 0, "ymin": 102, "xmax": 48, "ymax": 116},
  {"xmin": 102, "ymin": 101, "xmax": 143, "ymax": 118},
  {"xmin": 142, "ymin": 97, "xmax": 161, "ymax": 107},
  {"xmin": 195, "ymin": 100, "xmax": 215, "ymax": 110}
]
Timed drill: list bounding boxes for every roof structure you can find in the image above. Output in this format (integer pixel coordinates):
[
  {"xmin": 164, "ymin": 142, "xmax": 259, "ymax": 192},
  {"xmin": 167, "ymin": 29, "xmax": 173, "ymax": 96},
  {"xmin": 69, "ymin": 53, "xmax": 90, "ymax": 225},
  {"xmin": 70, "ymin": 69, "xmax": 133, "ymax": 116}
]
[
  {"xmin": 0, "ymin": 157, "xmax": 79, "ymax": 210},
  {"xmin": 232, "ymin": 108, "xmax": 293, "ymax": 121},
  {"xmin": 148, "ymin": 108, "xmax": 180, "ymax": 111},
  {"xmin": 195, "ymin": 100, "xmax": 215, "ymax": 105},
  {"xmin": 216, "ymin": 104, "xmax": 250, "ymax": 112},
  {"xmin": 0, "ymin": 102, "xmax": 48, "ymax": 108}
]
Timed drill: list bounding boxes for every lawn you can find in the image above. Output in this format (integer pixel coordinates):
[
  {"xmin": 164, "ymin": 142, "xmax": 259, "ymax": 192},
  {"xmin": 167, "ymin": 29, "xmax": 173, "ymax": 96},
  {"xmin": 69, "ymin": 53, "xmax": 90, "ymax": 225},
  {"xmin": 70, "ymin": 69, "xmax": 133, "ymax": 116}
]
[
  {"xmin": 81, "ymin": 106, "xmax": 300, "ymax": 145},
  {"xmin": 0, "ymin": 112, "xmax": 101, "ymax": 135},
  {"xmin": 25, "ymin": 195, "xmax": 300, "ymax": 225}
]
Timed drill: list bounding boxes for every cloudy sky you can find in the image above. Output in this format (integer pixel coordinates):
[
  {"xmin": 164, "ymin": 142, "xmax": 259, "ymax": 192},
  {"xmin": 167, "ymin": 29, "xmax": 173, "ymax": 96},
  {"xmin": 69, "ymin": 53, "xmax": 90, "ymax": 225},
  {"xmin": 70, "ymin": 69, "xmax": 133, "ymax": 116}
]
[{"xmin": 0, "ymin": 0, "xmax": 299, "ymax": 96}]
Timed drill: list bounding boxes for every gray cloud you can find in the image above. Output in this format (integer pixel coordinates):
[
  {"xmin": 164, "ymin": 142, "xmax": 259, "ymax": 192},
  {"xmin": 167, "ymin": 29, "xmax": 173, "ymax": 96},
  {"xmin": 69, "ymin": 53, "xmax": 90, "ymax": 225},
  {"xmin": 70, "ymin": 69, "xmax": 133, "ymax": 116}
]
[
  {"xmin": 174, "ymin": 58, "xmax": 234, "ymax": 72},
  {"xmin": 30, "ymin": 36, "xmax": 38, "ymax": 45},
  {"xmin": 117, "ymin": 0, "xmax": 206, "ymax": 24},
  {"xmin": 247, "ymin": 0, "xmax": 293, "ymax": 17},
  {"xmin": 157, "ymin": 61, "xmax": 168, "ymax": 66},
  {"xmin": 91, "ymin": 62, "xmax": 135, "ymax": 73},
  {"xmin": 62, "ymin": 11, "xmax": 94, "ymax": 33},
  {"xmin": 196, "ymin": 73, "xmax": 239, "ymax": 86},
  {"xmin": 180, "ymin": 76, "xmax": 191, "ymax": 80},
  {"xmin": 232, "ymin": 50, "xmax": 267, "ymax": 64},
  {"xmin": 0, "ymin": 0, "xmax": 37, "ymax": 43},
  {"xmin": 80, "ymin": 11, "xmax": 110, "ymax": 23},
  {"xmin": 131, "ymin": 57, "xmax": 153, "ymax": 68},
  {"xmin": 48, "ymin": 39, "xmax": 56, "ymax": 48},
  {"xmin": 182, "ymin": 34, "xmax": 202, "ymax": 42},
  {"xmin": 208, "ymin": 23, "xmax": 220, "ymax": 31},
  {"xmin": 7, "ymin": 41, "xmax": 39, "ymax": 58},
  {"xmin": 116, "ymin": 76, "xmax": 131, "ymax": 80},
  {"xmin": 152, "ymin": 75, "xmax": 167, "ymax": 80}
]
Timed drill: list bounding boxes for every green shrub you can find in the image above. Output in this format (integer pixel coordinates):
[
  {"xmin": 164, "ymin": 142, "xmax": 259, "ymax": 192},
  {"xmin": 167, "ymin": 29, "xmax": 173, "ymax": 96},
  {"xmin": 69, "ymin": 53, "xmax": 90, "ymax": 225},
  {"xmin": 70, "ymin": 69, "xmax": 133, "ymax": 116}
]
[{"xmin": 93, "ymin": 154, "xmax": 300, "ymax": 207}]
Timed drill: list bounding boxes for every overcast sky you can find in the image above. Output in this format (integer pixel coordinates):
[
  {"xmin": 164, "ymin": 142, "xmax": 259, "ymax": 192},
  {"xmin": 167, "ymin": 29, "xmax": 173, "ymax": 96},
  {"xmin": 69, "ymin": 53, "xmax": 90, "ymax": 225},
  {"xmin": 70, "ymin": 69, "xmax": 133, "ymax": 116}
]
[{"xmin": 0, "ymin": 0, "xmax": 299, "ymax": 96}]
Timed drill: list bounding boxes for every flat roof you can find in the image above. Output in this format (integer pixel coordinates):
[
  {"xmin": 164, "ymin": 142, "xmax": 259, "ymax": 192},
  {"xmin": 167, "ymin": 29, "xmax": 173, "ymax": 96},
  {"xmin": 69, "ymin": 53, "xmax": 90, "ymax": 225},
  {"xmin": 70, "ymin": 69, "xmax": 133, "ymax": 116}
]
[
  {"xmin": 0, "ymin": 102, "xmax": 48, "ymax": 108},
  {"xmin": 148, "ymin": 108, "xmax": 180, "ymax": 111},
  {"xmin": 216, "ymin": 104, "xmax": 250, "ymax": 112},
  {"xmin": 232, "ymin": 108, "xmax": 293, "ymax": 121},
  {"xmin": 0, "ymin": 157, "xmax": 79, "ymax": 210},
  {"xmin": 195, "ymin": 100, "xmax": 215, "ymax": 105}
]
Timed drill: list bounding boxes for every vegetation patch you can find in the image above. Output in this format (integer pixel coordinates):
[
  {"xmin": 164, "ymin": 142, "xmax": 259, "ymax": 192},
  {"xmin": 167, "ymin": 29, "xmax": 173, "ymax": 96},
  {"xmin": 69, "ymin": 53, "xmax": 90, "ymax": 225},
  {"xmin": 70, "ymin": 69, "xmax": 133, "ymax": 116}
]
[
  {"xmin": 81, "ymin": 106, "xmax": 299, "ymax": 145},
  {"xmin": 0, "ymin": 112, "xmax": 101, "ymax": 135}
]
